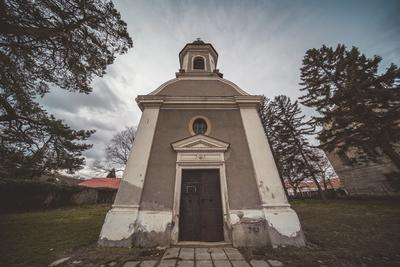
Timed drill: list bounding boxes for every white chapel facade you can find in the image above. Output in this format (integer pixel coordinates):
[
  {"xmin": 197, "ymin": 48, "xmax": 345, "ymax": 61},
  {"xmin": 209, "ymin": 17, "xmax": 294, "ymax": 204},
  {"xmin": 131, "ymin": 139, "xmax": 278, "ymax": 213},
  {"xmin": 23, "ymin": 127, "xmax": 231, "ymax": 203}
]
[{"xmin": 99, "ymin": 39, "xmax": 305, "ymax": 248}]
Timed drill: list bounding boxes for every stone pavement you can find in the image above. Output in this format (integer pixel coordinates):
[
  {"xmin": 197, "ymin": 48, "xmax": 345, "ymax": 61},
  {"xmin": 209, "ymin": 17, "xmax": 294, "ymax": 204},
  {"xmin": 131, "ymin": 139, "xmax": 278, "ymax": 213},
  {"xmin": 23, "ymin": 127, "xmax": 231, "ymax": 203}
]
[{"xmin": 122, "ymin": 248, "xmax": 283, "ymax": 267}]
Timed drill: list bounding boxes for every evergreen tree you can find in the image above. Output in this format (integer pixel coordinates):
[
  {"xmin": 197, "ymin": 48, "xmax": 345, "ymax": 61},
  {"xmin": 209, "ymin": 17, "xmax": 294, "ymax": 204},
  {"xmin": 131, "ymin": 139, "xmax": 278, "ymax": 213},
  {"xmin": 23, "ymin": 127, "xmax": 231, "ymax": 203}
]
[
  {"xmin": 299, "ymin": 44, "xmax": 400, "ymax": 170},
  {"xmin": 0, "ymin": 0, "xmax": 133, "ymax": 178},
  {"xmin": 106, "ymin": 168, "xmax": 116, "ymax": 178},
  {"xmin": 260, "ymin": 95, "xmax": 326, "ymax": 199}
]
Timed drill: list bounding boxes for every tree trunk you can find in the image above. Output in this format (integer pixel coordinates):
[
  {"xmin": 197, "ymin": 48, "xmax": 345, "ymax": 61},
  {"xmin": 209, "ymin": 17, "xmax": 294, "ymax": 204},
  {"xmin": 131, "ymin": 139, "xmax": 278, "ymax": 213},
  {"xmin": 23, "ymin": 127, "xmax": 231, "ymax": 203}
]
[
  {"xmin": 310, "ymin": 174, "xmax": 326, "ymax": 199},
  {"xmin": 290, "ymin": 129, "xmax": 327, "ymax": 200},
  {"xmin": 320, "ymin": 167, "xmax": 328, "ymax": 190},
  {"xmin": 381, "ymin": 142, "xmax": 400, "ymax": 170},
  {"xmin": 293, "ymin": 186, "xmax": 298, "ymax": 198},
  {"xmin": 328, "ymin": 178, "xmax": 334, "ymax": 189},
  {"xmin": 320, "ymin": 169, "xmax": 328, "ymax": 190},
  {"xmin": 302, "ymin": 155, "xmax": 326, "ymax": 200}
]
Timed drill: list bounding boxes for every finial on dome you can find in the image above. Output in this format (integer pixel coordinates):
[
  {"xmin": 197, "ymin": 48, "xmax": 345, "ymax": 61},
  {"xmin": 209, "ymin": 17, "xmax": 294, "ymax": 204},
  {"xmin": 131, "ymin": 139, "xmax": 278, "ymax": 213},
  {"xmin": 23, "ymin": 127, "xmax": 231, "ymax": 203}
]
[{"xmin": 193, "ymin": 38, "xmax": 204, "ymax": 44}]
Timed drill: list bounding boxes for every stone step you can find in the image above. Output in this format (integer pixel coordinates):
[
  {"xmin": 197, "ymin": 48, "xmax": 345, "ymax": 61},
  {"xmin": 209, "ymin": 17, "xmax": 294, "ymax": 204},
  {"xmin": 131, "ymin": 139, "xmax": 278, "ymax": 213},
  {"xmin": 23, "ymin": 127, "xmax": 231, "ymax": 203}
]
[{"xmin": 172, "ymin": 241, "xmax": 233, "ymax": 248}]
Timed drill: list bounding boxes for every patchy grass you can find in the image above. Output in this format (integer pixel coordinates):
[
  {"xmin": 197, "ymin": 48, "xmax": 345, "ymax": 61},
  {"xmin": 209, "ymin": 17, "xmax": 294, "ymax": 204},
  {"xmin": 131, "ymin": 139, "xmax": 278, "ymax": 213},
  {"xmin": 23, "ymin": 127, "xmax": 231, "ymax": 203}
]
[
  {"xmin": 0, "ymin": 205, "xmax": 111, "ymax": 267},
  {"xmin": 242, "ymin": 199, "xmax": 400, "ymax": 266},
  {"xmin": 1, "ymin": 200, "xmax": 400, "ymax": 266}
]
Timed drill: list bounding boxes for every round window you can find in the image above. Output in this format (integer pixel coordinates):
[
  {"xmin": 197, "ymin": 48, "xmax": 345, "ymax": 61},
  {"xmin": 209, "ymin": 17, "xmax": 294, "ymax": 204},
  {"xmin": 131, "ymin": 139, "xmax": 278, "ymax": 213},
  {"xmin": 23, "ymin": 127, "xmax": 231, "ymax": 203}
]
[{"xmin": 192, "ymin": 118, "xmax": 207, "ymax": 135}]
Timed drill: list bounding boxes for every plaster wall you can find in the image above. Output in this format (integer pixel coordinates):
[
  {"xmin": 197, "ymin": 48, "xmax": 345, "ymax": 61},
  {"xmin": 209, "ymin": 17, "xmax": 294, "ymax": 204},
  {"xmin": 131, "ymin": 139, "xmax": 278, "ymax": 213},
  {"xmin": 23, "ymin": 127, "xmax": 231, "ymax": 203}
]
[
  {"xmin": 140, "ymin": 109, "xmax": 261, "ymax": 211},
  {"xmin": 114, "ymin": 107, "xmax": 160, "ymax": 206},
  {"xmin": 239, "ymin": 107, "xmax": 287, "ymax": 205},
  {"xmin": 98, "ymin": 107, "xmax": 160, "ymax": 247},
  {"xmin": 239, "ymin": 107, "xmax": 305, "ymax": 247}
]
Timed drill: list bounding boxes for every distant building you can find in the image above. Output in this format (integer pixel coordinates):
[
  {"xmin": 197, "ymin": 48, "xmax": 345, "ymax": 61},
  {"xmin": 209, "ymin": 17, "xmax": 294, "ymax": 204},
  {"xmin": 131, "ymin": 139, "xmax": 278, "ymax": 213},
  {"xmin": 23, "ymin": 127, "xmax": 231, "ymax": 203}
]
[
  {"xmin": 326, "ymin": 149, "xmax": 399, "ymax": 197},
  {"xmin": 79, "ymin": 178, "xmax": 121, "ymax": 190},
  {"xmin": 285, "ymin": 177, "xmax": 343, "ymax": 197}
]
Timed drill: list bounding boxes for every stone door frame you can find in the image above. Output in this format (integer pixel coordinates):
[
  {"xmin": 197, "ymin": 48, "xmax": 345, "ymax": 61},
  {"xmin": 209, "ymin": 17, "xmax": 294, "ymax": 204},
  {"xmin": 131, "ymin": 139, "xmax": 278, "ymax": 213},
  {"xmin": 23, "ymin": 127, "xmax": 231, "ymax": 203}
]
[{"xmin": 170, "ymin": 135, "xmax": 231, "ymax": 244}]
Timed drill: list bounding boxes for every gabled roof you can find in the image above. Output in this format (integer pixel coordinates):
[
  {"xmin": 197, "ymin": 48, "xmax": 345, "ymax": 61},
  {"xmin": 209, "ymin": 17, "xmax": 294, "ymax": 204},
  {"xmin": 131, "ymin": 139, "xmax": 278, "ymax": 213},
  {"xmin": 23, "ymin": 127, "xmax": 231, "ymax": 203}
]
[
  {"xmin": 171, "ymin": 134, "xmax": 230, "ymax": 152},
  {"xmin": 79, "ymin": 178, "xmax": 121, "ymax": 189}
]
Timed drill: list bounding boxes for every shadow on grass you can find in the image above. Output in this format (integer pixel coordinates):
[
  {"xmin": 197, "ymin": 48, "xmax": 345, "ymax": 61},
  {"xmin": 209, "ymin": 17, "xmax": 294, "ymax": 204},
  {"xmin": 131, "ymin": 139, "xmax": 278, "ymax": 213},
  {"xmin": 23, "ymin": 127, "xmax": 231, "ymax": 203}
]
[{"xmin": 1, "ymin": 200, "xmax": 399, "ymax": 266}]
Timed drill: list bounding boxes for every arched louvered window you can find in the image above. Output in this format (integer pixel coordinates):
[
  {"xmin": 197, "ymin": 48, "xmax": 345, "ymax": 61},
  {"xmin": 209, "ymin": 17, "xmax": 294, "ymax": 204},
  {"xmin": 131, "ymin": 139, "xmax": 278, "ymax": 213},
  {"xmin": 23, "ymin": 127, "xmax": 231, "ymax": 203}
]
[{"xmin": 193, "ymin": 56, "xmax": 205, "ymax": 70}]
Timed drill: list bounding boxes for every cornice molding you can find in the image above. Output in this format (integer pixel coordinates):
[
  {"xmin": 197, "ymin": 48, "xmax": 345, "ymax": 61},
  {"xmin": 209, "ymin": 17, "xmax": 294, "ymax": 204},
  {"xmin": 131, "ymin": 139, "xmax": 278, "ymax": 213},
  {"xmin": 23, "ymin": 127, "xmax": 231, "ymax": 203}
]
[{"xmin": 136, "ymin": 95, "xmax": 262, "ymax": 111}]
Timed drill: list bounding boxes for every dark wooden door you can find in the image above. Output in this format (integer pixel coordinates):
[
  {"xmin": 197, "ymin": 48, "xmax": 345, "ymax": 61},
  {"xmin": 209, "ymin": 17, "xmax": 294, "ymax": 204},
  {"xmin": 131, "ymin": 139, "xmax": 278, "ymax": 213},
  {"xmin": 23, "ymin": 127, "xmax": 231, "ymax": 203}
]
[{"xmin": 179, "ymin": 169, "xmax": 224, "ymax": 242}]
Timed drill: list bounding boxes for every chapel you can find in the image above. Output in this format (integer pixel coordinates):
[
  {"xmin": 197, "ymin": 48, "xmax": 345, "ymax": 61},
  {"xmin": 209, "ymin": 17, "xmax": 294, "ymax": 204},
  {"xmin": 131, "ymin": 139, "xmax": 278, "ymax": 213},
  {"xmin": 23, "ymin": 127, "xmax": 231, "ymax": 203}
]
[{"xmin": 99, "ymin": 39, "xmax": 305, "ymax": 248}]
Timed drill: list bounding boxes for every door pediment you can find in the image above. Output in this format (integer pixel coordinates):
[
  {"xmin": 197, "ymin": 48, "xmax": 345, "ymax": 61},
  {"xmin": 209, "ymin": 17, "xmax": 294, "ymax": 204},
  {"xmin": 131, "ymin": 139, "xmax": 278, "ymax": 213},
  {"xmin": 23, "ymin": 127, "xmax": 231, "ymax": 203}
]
[{"xmin": 171, "ymin": 135, "xmax": 230, "ymax": 152}]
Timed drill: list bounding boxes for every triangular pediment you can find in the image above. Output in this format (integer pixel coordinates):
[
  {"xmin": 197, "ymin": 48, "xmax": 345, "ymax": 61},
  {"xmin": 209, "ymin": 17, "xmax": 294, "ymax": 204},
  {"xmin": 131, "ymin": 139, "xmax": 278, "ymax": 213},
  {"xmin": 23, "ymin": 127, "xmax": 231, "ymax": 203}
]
[{"xmin": 171, "ymin": 135, "xmax": 230, "ymax": 152}]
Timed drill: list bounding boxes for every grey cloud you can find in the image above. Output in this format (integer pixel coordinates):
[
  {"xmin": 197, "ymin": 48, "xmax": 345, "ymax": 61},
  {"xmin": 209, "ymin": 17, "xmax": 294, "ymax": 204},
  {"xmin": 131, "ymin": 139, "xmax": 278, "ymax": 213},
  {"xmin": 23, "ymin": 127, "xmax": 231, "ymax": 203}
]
[
  {"xmin": 39, "ymin": 79, "xmax": 125, "ymax": 114},
  {"xmin": 37, "ymin": 0, "xmax": 400, "ymax": 178}
]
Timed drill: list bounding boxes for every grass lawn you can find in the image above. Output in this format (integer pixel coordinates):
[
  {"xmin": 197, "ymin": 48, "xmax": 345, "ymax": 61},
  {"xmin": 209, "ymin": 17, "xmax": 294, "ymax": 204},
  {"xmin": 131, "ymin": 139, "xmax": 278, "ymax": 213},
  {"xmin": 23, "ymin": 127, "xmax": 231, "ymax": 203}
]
[
  {"xmin": 242, "ymin": 199, "xmax": 400, "ymax": 266},
  {"xmin": 0, "ymin": 200, "xmax": 399, "ymax": 266},
  {"xmin": 0, "ymin": 205, "xmax": 111, "ymax": 267}
]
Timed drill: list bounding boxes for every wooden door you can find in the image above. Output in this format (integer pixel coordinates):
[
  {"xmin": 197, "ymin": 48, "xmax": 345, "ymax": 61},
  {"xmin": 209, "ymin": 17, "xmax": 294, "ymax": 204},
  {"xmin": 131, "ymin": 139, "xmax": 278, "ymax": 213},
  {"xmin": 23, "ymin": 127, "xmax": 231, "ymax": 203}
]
[{"xmin": 179, "ymin": 169, "xmax": 224, "ymax": 242}]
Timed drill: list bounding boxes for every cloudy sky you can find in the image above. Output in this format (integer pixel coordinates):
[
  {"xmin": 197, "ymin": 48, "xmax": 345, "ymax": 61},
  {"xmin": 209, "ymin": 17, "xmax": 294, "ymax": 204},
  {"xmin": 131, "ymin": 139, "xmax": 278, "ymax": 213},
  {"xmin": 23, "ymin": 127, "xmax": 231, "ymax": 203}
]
[{"xmin": 40, "ymin": 0, "xmax": 400, "ymax": 178}]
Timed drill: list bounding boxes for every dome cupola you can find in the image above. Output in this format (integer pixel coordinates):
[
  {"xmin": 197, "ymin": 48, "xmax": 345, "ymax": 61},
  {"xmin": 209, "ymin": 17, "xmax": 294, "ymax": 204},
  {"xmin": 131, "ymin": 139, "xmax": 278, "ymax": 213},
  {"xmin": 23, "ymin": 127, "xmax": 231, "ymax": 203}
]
[{"xmin": 177, "ymin": 38, "xmax": 223, "ymax": 78}]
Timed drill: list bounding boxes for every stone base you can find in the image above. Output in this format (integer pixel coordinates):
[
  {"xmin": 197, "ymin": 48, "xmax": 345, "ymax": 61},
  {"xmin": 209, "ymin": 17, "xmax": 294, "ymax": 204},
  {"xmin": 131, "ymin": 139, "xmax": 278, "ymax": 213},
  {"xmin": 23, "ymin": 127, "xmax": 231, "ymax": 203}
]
[
  {"xmin": 230, "ymin": 209, "xmax": 269, "ymax": 247},
  {"xmin": 263, "ymin": 206, "xmax": 306, "ymax": 247},
  {"xmin": 229, "ymin": 207, "xmax": 305, "ymax": 248},
  {"xmin": 99, "ymin": 206, "xmax": 305, "ymax": 248},
  {"xmin": 98, "ymin": 207, "xmax": 173, "ymax": 248},
  {"xmin": 132, "ymin": 210, "xmax": 173, "ymax": 247},
  {"xmin": 98, "ymin": 206, "xmax": 138, "ymax": 247}
]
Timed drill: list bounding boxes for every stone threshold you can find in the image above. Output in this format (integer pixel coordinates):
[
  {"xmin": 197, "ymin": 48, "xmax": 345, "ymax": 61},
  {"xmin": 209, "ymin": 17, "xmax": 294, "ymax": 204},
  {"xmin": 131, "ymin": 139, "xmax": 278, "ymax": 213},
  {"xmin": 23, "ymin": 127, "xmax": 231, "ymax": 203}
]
[{"xmin": 172, "ymin": 241, "xmax": 233, "ymax": 248}]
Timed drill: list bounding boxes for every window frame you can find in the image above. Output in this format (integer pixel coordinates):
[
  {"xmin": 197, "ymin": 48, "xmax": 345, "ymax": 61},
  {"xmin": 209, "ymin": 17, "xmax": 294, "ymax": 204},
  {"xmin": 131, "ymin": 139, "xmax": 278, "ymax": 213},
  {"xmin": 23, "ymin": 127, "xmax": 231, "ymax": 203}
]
[
  {"xmin": 188, "ymin": 116, "xmax": 211, "ymax": 135},
  {"xmin": 192, "ymin": 55, "xmax": 206, "ymax": 70}
]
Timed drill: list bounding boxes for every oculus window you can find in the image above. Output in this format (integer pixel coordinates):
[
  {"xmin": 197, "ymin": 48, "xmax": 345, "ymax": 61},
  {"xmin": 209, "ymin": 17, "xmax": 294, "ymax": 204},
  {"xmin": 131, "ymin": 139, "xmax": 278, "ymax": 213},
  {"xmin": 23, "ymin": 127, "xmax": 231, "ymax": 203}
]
[{"xmin": 192, "ymin": 118, "xmax": 207, "ymax": 135}]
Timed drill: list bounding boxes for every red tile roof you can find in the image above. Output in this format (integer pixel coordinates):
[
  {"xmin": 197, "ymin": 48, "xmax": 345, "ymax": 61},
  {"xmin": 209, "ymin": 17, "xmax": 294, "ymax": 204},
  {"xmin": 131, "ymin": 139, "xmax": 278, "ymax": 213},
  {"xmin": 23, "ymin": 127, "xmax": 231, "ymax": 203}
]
[
  {"xmin": 285, "ymin": 177, "xmax": 342, "ymax": 191},
  {"xmin": 79, "ymin": 178, "xmax": 121, "ymax": 189}
]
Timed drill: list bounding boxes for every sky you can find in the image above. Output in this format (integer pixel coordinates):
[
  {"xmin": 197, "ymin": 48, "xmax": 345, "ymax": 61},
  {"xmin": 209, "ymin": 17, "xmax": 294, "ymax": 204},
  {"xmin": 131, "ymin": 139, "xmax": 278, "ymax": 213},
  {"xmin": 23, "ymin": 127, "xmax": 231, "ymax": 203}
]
[{"xmin": 40, "ymin": 0, "xmax": 400, "ymax": 178}]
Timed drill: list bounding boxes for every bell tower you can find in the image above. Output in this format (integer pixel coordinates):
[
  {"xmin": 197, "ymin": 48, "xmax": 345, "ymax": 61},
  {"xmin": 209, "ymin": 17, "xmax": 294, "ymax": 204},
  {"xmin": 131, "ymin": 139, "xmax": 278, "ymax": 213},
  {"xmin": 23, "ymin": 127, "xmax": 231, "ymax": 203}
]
[{"xmin": 177, "ymin": 38, "xmax": 223, "ymax": 78}]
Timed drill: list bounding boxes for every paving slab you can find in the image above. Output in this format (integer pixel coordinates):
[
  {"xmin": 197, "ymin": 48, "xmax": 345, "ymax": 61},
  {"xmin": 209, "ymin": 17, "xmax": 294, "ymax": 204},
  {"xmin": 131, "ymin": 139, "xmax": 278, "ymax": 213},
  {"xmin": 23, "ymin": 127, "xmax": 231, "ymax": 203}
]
[
  {"xmin": 122, "ymin": 262, "xmax": 140, "ymax": 267},
  {"xmin": 267, "ymin": 260, "xmax": 283, "ymax": 267},
  {"xmin": 250, "ymin": 260, "xmax": 270, "ymax": 267},
  {"xmin": 177, "ymin": 260, "xmax": 195, "ymax": 267},
  {"xmin": 179, "ymin": 248, "xmax": 195, "ymax": 260},
  {"xmin": 195, "ymin": 248, "xmax": 210, "ymax": 253},
  {"xmin": 196, "ymin": 260, "xmax": 214, "ymax": 267},
  {"xmin": 213, "ymin": 260, "xmax": 232, "ymax": 267},
  {"xmin": 159, "ymin": 259, "xmax": 177, "ymax": 267},
  {"xmin": 49, "ymin": 257, "xmax": 71, "ymax": 266},
  {"xmin": 224, "ymin": 248, "xmax": 244, "ymax": 261},
  {"xmin": 209, "ymin": 248, "xmax": 224, "ymax": 253},
  {"xmin": 163, "ymin": 248, "xmax": 180, "ymax": 259},
  {"xmin": 210, "ymin": 248, "xmax": 228, "ymax": 260},
  {"xmin": 225, "ymin": 253, "xmax": 244, "ymax": 261},
  {"xmin": 195, "ymin": 248, "xmax": 211, "ymax": 260},
  {"xmin": 140, "ymin": 260, "xmax": 158, "ymax": 267},
  {"xmin": 231, "ymin": 261, "xmax": 251, "ymax": 267},
  {"xmin": 224, "ymin": 248, "xmax": 240, "ymax": 254}
]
